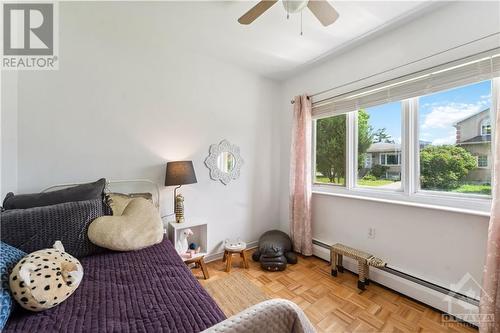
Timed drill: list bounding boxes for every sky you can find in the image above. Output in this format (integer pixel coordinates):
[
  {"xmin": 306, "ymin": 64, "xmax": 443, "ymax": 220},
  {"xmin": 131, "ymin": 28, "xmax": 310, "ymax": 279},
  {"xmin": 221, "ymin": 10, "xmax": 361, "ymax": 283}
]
[{"xmin": 365, "ymin": 80, "xmax": 492, "ymax": 145}]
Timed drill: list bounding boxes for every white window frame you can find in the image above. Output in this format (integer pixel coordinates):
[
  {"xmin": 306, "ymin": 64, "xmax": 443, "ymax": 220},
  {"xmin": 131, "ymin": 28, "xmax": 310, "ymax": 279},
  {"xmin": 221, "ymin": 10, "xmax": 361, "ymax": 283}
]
[{"xmin": 312, "ymin": 78, "xmax": 498, "ymax": 215}]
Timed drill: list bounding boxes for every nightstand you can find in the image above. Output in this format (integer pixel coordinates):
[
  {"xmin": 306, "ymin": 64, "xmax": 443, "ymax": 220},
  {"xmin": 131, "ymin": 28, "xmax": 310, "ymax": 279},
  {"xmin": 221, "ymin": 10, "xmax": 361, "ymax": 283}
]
[{"xmin": 167, "ymin": 221, "xmax": 209, "ymax": 279}]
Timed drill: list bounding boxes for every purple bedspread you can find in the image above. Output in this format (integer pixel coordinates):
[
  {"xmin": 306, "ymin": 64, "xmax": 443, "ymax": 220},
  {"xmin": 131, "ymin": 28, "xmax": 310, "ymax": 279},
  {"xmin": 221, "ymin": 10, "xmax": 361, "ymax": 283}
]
[{"xmin": 4, "ymin": 237, "xmax": 225, "ymax": 332}]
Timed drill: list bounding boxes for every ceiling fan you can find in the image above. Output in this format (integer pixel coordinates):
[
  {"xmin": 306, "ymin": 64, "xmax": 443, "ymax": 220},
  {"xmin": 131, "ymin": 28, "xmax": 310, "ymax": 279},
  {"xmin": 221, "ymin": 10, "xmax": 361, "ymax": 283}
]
[{"xmin": 238, "ymin": 0, "xmax": 339, "ymax": 27}]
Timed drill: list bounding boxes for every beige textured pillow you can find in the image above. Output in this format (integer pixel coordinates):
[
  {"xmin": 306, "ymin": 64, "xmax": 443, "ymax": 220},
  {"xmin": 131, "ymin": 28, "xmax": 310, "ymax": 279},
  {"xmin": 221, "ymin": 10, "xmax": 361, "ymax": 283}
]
[
  {"xmin": 106, "ymin": 192, "xmax": 153, "ymax": 216},
  {"xmin": 88, "ymin": 198, "xmax": 163, "ymax": 251}
]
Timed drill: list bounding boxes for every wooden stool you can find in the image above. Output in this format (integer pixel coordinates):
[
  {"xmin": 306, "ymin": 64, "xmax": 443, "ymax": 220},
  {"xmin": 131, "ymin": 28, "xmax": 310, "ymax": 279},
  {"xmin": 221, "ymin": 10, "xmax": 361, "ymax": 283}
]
[
  {"xmin": 222, "ymin": 249, "xmax": 249, "ymax": 272},
  {"xmin": 185, "ymin": 255, "xmax": 210, "ymax": 279}
]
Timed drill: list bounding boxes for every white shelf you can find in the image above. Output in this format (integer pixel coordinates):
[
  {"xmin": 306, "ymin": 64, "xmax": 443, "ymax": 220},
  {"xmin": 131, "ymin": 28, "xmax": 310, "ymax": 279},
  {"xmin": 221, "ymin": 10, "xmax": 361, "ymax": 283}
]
[
  {"xmin": 167, "ymin": 221, "xmax": 208, "ymax": 259},
  {"xmin": 168, "ymin": 220, "xmax": 207, "ymax": 229}
]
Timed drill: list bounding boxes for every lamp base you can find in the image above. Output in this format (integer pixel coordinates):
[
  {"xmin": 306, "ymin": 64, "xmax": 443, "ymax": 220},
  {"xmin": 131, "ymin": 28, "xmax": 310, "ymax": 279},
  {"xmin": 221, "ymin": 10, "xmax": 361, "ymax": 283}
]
[{"xmin": 175, "ymin": 193, "xmax": 185, "ymax": 223}]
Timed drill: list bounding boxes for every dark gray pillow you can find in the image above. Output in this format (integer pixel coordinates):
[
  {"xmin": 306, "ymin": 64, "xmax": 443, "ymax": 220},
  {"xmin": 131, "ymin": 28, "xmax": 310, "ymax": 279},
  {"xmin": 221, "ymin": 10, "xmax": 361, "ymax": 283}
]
[
  {"xmin": 2, "ymin": 178, "xmax": 106, "ymax": 210},
  {"xmin": 0, "ymin": 199, "xmax": 107, "ymax": 258}
]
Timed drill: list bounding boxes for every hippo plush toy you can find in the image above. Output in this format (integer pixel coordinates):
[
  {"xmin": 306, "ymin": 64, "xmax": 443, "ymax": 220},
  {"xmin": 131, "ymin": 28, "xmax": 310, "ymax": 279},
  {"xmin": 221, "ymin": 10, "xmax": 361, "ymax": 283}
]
[{"xmin": 252, "ymin": 230, "xmax": 297, "ymax": 271}]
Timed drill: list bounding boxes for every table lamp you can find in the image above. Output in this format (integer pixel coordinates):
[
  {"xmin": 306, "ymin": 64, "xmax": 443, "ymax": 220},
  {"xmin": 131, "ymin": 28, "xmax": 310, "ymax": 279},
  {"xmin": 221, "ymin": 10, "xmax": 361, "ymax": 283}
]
[{"xmin": 165, "ymin": 161, "xmax": 197, "ymax": 223}]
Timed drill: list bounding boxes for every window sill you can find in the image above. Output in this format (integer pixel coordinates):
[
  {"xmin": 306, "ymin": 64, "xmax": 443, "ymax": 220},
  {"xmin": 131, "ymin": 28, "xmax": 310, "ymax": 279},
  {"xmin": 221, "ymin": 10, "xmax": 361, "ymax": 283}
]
[{"xmin": 312, "ymin": 185, "xmax": 491, "ymax": 217}]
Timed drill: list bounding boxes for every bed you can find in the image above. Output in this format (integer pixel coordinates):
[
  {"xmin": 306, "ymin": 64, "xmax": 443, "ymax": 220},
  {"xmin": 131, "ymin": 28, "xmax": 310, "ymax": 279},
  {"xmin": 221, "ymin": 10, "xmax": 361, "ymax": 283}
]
[
  {"xmin": 2, "ymin": 179, "xmax": 315, "ymax": 333},
  {"xmin": 4, "ymin": 237, "xmax": 226, "ymax": 332}
]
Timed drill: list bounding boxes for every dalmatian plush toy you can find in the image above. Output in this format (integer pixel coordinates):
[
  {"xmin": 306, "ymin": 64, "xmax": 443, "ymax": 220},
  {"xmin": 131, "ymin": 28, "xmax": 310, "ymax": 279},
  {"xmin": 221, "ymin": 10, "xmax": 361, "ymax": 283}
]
[{"xmin": 9, "ymin": 241, "xmax": 83, "ymax": 312}]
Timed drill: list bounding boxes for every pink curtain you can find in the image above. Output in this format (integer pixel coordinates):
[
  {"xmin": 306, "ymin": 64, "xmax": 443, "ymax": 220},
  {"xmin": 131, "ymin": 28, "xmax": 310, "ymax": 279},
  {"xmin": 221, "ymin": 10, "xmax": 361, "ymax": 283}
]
[
  {"xmin": 480, "ymin": 81, "xmax": 500, "ymax": 333},
  {"xmin": 290, "ymin": 95, "xmax": 313, "ymax": 256}
]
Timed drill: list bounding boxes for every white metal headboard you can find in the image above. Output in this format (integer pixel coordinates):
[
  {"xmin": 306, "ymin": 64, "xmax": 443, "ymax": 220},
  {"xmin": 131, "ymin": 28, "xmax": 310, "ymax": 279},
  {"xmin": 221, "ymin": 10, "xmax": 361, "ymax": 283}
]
[{"xmin": 41, "ymin": 179, "xmax": 161, "ymax": 210}]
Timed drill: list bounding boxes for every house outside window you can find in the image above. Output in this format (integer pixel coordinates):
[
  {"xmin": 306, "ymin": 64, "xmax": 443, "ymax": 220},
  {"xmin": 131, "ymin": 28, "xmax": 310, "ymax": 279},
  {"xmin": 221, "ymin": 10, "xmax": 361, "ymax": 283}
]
[
  {"xmin": 357, "ymin": 102, "xmax": 402, "ymax": 189},
  {"xmin": 452, "ymin": 105, "xmax": 492, "ymax": 189}
]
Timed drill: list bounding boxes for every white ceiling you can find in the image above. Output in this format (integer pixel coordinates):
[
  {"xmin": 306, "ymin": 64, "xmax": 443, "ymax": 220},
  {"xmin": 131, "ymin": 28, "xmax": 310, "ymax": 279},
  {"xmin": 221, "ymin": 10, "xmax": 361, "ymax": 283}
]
[
  {"xmin": 147, "ymin": 1, "xmax": 437, "ymax": 80},
  {"xmin": 86, "ymin": 1, "xmax": 440, "ymax": 80}
]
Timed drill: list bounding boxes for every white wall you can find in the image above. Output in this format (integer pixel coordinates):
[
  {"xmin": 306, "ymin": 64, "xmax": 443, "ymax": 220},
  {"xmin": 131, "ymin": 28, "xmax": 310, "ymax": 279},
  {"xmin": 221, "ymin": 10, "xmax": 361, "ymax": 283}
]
[
  {"xmin": 1, "ymin": 71, "xmax": 19, "ymax": 199},
  {"xmin": 4, "ymin": 2, "xmax": 282, "ymax": 254},
  {"xmin": 279, "ymin": 1, "xmax": 499, "ymax": 311},
  {"xmin": 3, "ymin": 0, "xmax": 499, "ymax": 315}
]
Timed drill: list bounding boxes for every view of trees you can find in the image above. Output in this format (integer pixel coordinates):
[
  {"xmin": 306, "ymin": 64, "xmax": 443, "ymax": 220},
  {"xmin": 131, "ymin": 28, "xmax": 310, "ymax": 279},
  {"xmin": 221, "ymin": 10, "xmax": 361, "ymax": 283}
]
[
  {"xmin": 316, "ymin": 110, "xmax": 480, "ymax": 191},
  {"xmin": 316, "ymin": 114, "xmax": 346, "ymax": 184},
  {"xmin": 357, "ymin": 110, "xmax": 373, "ymax": 170},
  {"xmin": 373, "ymin": 128, "xmax": 395, "ymax": 143},
  {"xmin": 316, "ymin": 110, "xmax": 374, "ymax": 183},
  {"xmin": 315, "ymin": 80, "xmax": 491, "ymax": 195},
  {"xmin": 420, "ymin": 145, "xmax": 477, "ymax": 190}
]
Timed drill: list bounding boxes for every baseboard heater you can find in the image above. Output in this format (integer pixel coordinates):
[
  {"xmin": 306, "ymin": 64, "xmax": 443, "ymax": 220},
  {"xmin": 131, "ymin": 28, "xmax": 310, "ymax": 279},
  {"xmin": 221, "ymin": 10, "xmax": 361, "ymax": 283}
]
[{"xmin": 312, "ymin": 239, "xmax": 479, "ymax": 307}]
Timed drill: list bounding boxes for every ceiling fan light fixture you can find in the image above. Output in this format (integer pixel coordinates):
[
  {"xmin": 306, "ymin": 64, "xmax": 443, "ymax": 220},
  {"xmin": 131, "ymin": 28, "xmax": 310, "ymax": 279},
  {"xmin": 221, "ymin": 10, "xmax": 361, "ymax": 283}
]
[
  {"xmin": 237, "ymin": 0, "xmax": 338, "ymax": 27},
  {"xmin": 282, "ymin": 0, "xmax": 309, "ymax": 14}
]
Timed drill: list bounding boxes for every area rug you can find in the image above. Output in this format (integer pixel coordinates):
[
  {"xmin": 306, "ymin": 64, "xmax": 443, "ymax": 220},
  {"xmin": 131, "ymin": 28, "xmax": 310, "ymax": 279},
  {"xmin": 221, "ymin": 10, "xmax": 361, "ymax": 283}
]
[{"xmin": 203, "ymin": 272, "xmax": 269, "ymax": 317}]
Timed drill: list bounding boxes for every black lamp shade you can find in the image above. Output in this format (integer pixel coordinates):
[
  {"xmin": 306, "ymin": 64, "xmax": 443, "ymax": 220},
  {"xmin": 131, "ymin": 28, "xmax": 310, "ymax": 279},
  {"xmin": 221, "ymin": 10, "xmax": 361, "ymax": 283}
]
[{"xmin": 165, "ymin": 161, "xmax": 197, "ymax": 186}]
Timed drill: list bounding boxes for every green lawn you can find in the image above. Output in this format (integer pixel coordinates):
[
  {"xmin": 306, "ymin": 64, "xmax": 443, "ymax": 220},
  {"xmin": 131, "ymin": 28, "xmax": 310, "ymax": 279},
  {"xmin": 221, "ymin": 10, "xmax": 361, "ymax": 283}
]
[
  {"xmin": 315, "ymin": 176, "xmax": 490, "ymax": 194},
  {"xmin": 358, "ymin": 179, "xmax": 394, "ymax": 187},
  {"xmin": 452, "ymin": 184, "xmax": 491, "ymax": 195},
  {"xmin": 315, "ymin": 176, "xmax": 394, "ymax": 187},
  {"xmin": 315, "ymin": 176, "xmax": 344, "ymax": 185}
]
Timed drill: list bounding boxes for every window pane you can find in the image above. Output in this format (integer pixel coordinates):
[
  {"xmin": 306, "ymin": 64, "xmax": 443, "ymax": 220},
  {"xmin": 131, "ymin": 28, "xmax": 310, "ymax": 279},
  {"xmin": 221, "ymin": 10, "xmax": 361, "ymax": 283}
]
[
  {"xmin": 418, "ymin": 80, "xmax": 492, "ymax": 195},
  {"xmin": 315, "ymin": 114, "xmax": 346, "ymax": 186},
  {"xmin": 386, "ymin": 154, "xmax": 399, "ymax": 165},
  {"xmin": 357, "ymin": 103, "xmax": 402, "ymax": 189},
  {"xmin": 478, "ymin": 155, "xmax": 488, "ymax": 168}
]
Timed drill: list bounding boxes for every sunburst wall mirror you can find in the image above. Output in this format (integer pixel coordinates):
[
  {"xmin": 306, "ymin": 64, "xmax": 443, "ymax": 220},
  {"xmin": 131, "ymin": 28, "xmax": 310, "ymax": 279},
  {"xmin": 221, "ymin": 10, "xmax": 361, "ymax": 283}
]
[{"xmin": 204, "ymin": 140, "xmax": 244, "ymax": 185}]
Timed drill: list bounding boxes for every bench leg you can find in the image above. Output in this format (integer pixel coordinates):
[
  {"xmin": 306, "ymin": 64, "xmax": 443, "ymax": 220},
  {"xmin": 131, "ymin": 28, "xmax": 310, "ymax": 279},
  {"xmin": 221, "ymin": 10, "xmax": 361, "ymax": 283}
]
[
  {"xmin": 331, "ymin": 252, "xmax": 338, "ymax": 276},
  {"xmin": 357, "ymin": 280, "xmax": 366, "ymax": 290},
  {"xmin": 357, "ymin": 261, "xmax": 368, "ymax": 291},
  {"xmin": 337, "ymin": 254, "xmax": 344, "ymax": 273}
]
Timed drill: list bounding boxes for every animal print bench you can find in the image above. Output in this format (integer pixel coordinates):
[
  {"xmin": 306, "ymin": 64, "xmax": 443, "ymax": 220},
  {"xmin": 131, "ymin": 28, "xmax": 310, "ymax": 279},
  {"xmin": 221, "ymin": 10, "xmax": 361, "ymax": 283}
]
[{"xmin": 330, "ymin": 243, "xmax": 386, "ymax": 290}]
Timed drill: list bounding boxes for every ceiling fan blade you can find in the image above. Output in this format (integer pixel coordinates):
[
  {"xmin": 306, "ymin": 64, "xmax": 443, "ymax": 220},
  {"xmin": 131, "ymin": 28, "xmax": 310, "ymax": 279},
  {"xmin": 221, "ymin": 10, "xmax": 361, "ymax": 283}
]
[
  {"xmin": 307, "ymin": 0, "xmax": 339, "ymax": 26},
  {"xmin": 238, "ymin": 0, "xmax": 278, "ymax": 25}
]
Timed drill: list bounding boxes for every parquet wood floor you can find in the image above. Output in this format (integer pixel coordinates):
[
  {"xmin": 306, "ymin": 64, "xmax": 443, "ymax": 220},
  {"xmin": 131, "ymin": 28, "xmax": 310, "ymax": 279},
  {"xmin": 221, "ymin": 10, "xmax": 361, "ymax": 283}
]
[{"xmin": 199, "ymin": 251, "xmax": 478, "ymax": 333}]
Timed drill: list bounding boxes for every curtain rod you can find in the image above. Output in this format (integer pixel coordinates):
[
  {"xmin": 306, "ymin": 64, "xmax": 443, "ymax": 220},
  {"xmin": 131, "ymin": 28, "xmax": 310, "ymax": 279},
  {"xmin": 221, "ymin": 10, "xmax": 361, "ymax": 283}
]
[
  {"xmin": 290, "ymin": 32, "xmax": 500, "ymax": 104},
  {"xmin": 290, "ymin": 96, "xmax": 310, "ymax": 105}
]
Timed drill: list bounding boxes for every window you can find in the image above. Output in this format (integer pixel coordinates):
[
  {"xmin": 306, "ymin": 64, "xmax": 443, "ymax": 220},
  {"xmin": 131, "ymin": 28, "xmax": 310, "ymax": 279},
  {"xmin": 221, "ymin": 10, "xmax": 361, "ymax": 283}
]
[
  {"xmin": 481, "ymin": 119, "xmax": 491, "ymax": 136},
  {"xmin": 356, "ymin": 102, "xmax": 402, "ymax": 189},
  {"xmin": 310, "ymin": 52, "xmax": 498, "ymax": 212},
  {"xmin": 478, "ymin": 155, "xmax": 488, "ymax": 168},
  {"xmin": 418, "ymin": 81, "xmax": 492, "ymax": 195},
  {"xmin": 380, "ymin": 153, "xmax": 400, "ymax": 165},
  {"xmin": 314, "ymin": 114, "xmax": 346, "ymax": 186}
]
